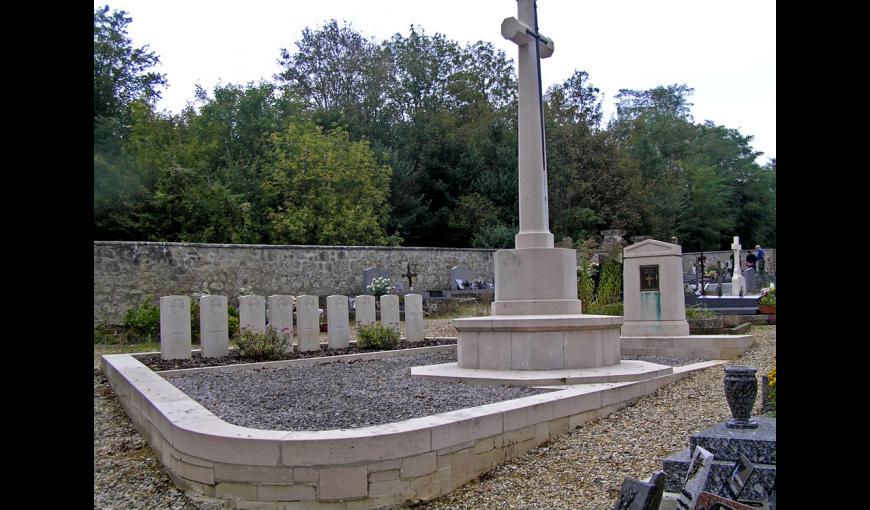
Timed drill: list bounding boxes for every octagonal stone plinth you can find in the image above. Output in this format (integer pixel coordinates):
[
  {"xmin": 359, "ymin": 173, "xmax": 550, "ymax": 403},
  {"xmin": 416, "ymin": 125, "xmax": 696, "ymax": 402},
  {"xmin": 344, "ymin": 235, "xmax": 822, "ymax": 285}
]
[{"xmin": 455, "ymin": 315, "xmax": 623, "ymax": 370}]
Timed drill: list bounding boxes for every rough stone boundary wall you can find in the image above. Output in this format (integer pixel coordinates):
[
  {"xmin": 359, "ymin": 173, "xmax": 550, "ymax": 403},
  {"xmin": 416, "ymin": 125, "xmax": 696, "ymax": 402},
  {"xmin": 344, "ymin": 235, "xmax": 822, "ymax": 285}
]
[{"xmin": 94, "ymin": 241, "xmax": 496, "ymax": 325}]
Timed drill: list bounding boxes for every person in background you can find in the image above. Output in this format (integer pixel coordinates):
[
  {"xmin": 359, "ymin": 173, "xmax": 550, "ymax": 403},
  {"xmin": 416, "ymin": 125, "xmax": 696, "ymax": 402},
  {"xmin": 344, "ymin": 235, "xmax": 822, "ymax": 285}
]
[
  {"xmin": 756, "ymin": 245, "xmax": 766, "ymax": 274},
  {"xmin": 746, "ymin": 251, "xmax": 758, "ymax": 272}
]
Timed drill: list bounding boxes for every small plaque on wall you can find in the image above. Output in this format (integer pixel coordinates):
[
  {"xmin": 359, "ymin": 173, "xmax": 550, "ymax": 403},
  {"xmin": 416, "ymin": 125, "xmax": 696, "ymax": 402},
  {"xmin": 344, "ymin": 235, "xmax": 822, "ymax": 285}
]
[{"xmin": 640, "ymin": 265, "xmax": 659, "ymax": 291}]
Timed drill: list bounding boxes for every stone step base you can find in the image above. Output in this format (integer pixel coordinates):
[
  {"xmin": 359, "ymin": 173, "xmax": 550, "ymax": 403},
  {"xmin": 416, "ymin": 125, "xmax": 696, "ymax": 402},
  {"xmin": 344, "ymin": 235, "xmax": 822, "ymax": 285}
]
[
  {"xmin": 620, "ymin": 334, "xmax": 754, "ymax": 360},
  {"xmin": 410, "ymin": 360, "xmax": 673, "ymax": 386}
]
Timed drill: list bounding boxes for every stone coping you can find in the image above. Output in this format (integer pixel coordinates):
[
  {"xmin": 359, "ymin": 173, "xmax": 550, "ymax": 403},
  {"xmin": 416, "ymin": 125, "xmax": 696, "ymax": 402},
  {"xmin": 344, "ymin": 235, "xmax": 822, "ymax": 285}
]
[
  {"xmin": 410, "ymin": 360, "xmax": 674, "ymax": 386},
  {"xmin": 95, "ymin": 240, "xmax": 495, "ymax": 253},
  {"xmin": 454, "ymin": 314, "xmax": 623, "ymax": 332},
  {"xmin": 620, "ymin": 334, "xmax": 755, "ymax": 360},
  {"xmin": 101, "ymin": 348, "xmax": 726, "ymax": 508}
]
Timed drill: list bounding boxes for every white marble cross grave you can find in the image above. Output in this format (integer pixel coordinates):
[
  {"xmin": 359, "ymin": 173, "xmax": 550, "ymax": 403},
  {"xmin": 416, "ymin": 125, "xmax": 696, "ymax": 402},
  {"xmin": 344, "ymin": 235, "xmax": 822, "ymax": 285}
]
[
  {"xmin": 730, "ymin": 236, "xmax": 742, "ymax": 278},
  {"xmin": 730, "ymin": 236, "xmax": 746, "ymax": 296}
]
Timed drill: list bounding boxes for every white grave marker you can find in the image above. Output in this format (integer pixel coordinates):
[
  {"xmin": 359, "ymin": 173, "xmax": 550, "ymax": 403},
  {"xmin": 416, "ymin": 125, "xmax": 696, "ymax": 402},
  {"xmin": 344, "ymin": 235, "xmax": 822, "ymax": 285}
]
[
  {"xmin": 239, "ymin": 295, "xmax": 266, "ymax": 333},
  {"xmin": 267, "ymin": 295, "xmax": 294, "ymax": 346},
  {"xmin": 355, "ymin": 295, "xmax": 376, "ymax": 327},
  {"xmin": 296, "ymin": 295, "xmax": 321, "ymax": 352},
  {"xmin": 160, "ymin": 295, "xmax": 191, "ymax": 360},
  {"xmin": 327, "ymin": 295, "xmax": 350, "ymax": 349},
  {"xmin": 404, "ymin": 294, "xmax": 424, "ymax": 342},
  {"xmin": 380, "ymin": 294, "xmax": 400, "ymax": 332},
  {"xmin": 199, "ymin": 295, "xmax": 228, "ymax": 358}
]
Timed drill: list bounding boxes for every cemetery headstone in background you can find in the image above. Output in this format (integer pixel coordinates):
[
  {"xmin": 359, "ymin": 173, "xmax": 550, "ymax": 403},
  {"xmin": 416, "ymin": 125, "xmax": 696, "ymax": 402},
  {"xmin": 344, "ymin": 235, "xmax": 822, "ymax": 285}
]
[
  {"xmin": 199, "ymin": 295, "xmax": 228, "ymax": 358},
  {"xmin": 450, "ymin": 266, "xmax": 475, "ymax": 290},
  {"xmin": 404, "ymin": 294, "xmax": 424, "ymax": 342},
  {"xmin": 326, "ymin": 295, "xmax": 350, "ymax": 349},
  {"xmin": 363, "ymin": 267, "xmax": 391, "ymax": 292},
  {"xmin": 160, "ymin": 295, "xmax": 191, "ymax": 360},
  {"xmin": 239, "ymin": 295, "xmax": 266, "ymax": 333},
  {"xmin": 296, "ymin": 295, "xmax": 320, "ymax": 352},
  {"xmin": 355, "ymin": 295, "xmax": 376, "ymax": 326},
  {"xmin": 380, "ymin": 294, "xmax": 400, "ymax": 332},
  {"xmin": 267, "ymin": 295, "xmax": 294, "ymax": 343}
]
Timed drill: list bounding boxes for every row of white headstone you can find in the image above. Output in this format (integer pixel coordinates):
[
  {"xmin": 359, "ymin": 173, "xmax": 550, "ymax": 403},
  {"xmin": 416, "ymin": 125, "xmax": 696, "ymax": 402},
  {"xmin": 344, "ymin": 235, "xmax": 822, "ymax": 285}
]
[{"xmin": 158, "ymin": 293, "xmax": 425, "ymax": 360}]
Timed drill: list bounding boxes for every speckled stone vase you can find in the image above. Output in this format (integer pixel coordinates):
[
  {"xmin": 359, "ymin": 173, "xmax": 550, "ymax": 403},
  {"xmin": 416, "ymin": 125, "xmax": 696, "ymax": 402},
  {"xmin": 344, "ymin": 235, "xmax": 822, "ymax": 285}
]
[{"xmin": 724, "ymin": 366, "xmax": 759, "ymax": 429}]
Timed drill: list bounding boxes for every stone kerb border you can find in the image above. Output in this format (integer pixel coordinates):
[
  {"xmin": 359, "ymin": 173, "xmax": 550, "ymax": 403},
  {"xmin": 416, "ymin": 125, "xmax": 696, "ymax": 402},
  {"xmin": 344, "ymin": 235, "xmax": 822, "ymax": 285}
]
[{"xmin": 102, "ymin": 352, "xmax": 725, "ymax": 509}]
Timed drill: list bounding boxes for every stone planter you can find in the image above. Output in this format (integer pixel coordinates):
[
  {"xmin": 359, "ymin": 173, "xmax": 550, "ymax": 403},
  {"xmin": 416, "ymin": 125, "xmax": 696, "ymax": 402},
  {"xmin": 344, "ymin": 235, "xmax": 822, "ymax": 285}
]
[
  {"xmin": 758, "ymin": 305, "xmax": 776, "ymax": 315},
  {"xmin": 724, "ymin": 365, "xmax": 758, "ymax": 429}
]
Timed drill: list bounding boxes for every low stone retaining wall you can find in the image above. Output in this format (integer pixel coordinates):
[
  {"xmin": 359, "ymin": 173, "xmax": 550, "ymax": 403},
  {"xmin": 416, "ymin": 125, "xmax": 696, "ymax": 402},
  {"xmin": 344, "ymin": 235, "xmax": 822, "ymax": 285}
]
[
  {"xmin": 101, "ymin": 349, "xmax": 722, "ymax": 509},
  {"xmin": 620, "ymin": 335, "xmax": 755, "ymax": 360}
]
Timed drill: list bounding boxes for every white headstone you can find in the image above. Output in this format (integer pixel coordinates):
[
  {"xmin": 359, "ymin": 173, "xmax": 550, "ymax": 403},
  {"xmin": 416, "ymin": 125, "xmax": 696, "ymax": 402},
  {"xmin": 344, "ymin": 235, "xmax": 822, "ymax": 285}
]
[
  {"xmin": 267, "ymin": 295, "xmax": 294, "ymax": 345},
  {"xmin": 730, "ymin": 236, "xmax": 746, "ymax": 296},
  {"xmin": 160, "ymin": 295, "xmax": 191, "ymax": 360},
  {"xmin": 355, "ymin": 295, "xmax": 376, "ymax": 327},
  {"xmin": 296, "ymin": 295, "xmax": 321, "ymax": 352},
  {"xmin": 404, "ymin": 294, "xmax": 424, "ymax": 342},
  {"xmin": 380, "ymin": 294, "xmax": 400, "ymax": 332},
  {"xmin": 326, "ymin": 295, "xmax": 350, "ymax": 349},
  {"xmin": 199, "ymin": 295, "xmax": 228, "ymax": 358},
  {"xmin": 239, "ymin": 295, "xmax": 266, "ymax": 333}
]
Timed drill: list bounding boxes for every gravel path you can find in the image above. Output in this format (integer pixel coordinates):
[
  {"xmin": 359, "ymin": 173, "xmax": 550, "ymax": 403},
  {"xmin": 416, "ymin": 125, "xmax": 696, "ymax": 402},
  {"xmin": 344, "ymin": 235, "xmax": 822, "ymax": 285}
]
[
  {"xmin": 418, "ymin": 326, "xmax": 776, "ymax": 510},
  {"xmin": 94, "ymin": 321, "xmax": 775, "ymax": 509},
  {"xmin": 166, "ymin": 351, "xmax": 546, "ymax": 431}
]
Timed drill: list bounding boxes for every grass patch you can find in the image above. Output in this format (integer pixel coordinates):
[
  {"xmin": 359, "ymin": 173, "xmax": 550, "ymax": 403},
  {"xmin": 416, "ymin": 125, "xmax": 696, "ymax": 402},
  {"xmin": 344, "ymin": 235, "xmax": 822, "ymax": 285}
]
[{"xmin": 427, "ymin": 300, "xmax": 492, "ymax": 319}]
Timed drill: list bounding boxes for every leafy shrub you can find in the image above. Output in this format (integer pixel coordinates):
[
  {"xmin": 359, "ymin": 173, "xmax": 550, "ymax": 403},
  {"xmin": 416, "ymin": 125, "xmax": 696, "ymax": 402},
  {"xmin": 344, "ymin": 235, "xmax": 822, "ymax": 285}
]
[
  {"xmin": 228, "ymin": 305, "xmax": 240, "ymax": 338},
  {"xmin": 577, "ymin": 262, "xmax": 597, "ymax": 305},
  {"xmin": 367, "ymin": 277, "xmax": 392, "ymax": 298},
  {"xmin": 236, "ymin": 326, "xmax": 290, "ymax": 360},
  {"xmin": 585, "ymin": 301, "xmax": 624, "ymax": 315},
  {"xmin": 581, "ymin": 257, "xmax": 623, "ymax": 315},
  {"xmin": 594, "ymin": 258, "xmax": 623, "ymax": 306},
  {"xmin": 357, "ymin": 323, "xmax": 400, "ymax": 350},
  {"xmin": 122, "ymin": 295, "xmax": 160, "ymax": 342},
  {"xmin": 685, "ymin": 304, "xmax": 716, "ymax": 319},
  {"xmin": 94, "ymin": 321, "xmax": 126, "ymax": 344}
]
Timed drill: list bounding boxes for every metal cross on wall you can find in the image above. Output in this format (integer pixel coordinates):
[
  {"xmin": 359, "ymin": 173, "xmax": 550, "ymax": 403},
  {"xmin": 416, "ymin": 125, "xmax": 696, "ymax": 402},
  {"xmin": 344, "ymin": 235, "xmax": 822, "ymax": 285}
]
[{"xmin": 401, "ymin": 263, "xmax": 418, "ymax": 289}]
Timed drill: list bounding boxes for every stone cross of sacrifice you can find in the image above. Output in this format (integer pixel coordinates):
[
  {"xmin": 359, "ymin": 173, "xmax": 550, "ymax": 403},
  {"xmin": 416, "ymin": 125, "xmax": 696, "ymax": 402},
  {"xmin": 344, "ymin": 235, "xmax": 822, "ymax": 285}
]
[
  {"xmin": 731, "ymin": 236, "xmax": 742, "ymax": 278},
  {"xmin": 502, "ymin": 0, "xmax": 555, "ymax": 250}
]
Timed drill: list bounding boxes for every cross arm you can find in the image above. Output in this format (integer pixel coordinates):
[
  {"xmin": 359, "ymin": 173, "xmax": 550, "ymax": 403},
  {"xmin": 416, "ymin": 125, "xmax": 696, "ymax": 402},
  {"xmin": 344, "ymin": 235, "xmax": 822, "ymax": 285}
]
[{"xmin": 501, "ymin": 17, "xmax": 554, "ymax": 58}]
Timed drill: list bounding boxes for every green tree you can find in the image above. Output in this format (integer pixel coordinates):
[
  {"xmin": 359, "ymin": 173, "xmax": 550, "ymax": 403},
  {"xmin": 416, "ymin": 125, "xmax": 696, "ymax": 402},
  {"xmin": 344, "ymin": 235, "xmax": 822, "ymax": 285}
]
[
  {"xmin": 276, "ymin": 20, "xmax": 395, "ymax": 142},
  {"xmin": 93, "ymin": 6, "xmax": 166, "ymax": 137},
  {"xmin": 262, "ymin": 123, "xmax": 399, "ymax": 245},
  {"xmin": 545, "ymin": 71, "xmax": 644, "ymax": 241}
]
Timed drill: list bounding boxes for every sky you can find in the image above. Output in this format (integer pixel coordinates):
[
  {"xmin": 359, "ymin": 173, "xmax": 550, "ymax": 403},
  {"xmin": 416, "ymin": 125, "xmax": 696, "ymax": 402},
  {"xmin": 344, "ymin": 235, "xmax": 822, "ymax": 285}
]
[{"xmin": 97, "ymin": 0, "xmax": 776, "ymax": 163}]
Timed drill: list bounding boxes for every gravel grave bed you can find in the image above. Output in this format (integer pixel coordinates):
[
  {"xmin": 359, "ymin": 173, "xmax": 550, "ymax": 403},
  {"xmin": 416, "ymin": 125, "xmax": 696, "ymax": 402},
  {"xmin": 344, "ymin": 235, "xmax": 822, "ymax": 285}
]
[
  {"xmin": 143, "ymin": 338, "xmax": 456, "ymax": 371},
  {"xmin": 165, "ymin": 350, "xmax": 548, "ymax": 431}
]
